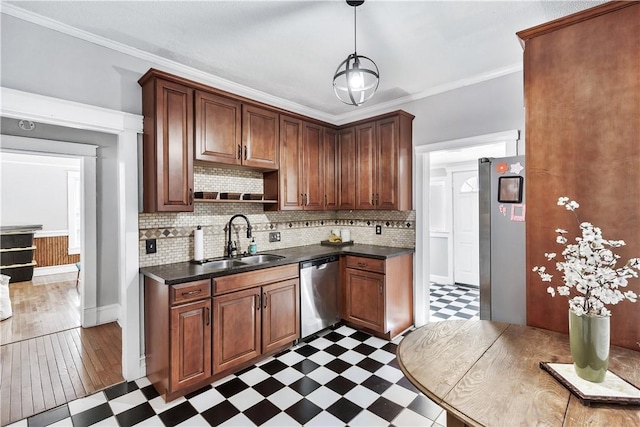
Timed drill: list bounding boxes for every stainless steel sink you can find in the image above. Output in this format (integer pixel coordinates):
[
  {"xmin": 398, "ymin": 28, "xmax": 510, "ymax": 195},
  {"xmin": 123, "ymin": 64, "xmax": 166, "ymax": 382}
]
[
  {"xmin": 238, "ymin": 254, "xmax": 285, "ymax": 265},
  {"xmin": 203, "ymin": 259, "xmax": 247, "ymax": 269}
]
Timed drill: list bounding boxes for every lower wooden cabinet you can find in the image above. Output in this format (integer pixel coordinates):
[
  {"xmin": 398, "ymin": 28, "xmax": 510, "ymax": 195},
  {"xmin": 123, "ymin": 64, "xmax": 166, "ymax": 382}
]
[
  {"xmin": 342, "ymin": 253, "xmax": 413, "ymax": 339},
  {"xmin": 212, "ymin": 265, "xmax": 300, "ymax": 375},
  {"xmin": 170, "ymin": 299, "xmax": 211, "ymax": 390},
  {"xmin": 343, "ymin": 268, "xmax": 385, "ymax": 333},
  {"xmin": 212, "ymin": 288, "xmax": 261, "ymax": 373},
  {"xmin": 145, "ymin": 277, "xmax": 212, "ymax": 400}
]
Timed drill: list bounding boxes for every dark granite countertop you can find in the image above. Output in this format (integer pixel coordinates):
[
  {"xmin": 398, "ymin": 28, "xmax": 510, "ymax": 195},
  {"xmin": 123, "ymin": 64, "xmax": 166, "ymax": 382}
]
[{"xmin": 140, "ymin": 243, "xmax": 414, "ymax": 285}]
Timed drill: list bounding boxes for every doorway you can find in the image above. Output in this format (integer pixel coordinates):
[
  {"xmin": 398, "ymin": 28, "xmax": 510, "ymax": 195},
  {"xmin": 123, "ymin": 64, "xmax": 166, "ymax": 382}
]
[
  {"xmin": 0, "ymin": 151, "xmax": 83, "ymax": 344},
  {"xmin": 414, "ymin": 130, "xmax": 520, "ymax": 326}
]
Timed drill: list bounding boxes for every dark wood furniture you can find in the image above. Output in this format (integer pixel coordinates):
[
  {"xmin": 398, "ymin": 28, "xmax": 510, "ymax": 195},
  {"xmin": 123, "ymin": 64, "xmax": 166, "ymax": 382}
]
[
  {"xmin": 144, "ymin": 277, "xmax": 211, "ymax": 401},
  {"xmin": 144, "ymin": 264, "xmax": 300, "ymax": 401},
  {"xmin": 139, "ymin": 69, "xmax": 414, "ymax": 213},
  {"xmin": 0, "ymin": 225, "xmax": 41, "ymax": 283},
  {"xmin": 212, "ymin": 264, "xmax": 299, "ymax": 374},
  {"xmin": 341, "ymin": 253, "xmax": 413, "ymax": 339},
  {"xmin": 139, "ymin": 76, "xmax": 194, "ymax": 212},
  {"xmin": 518, "ymin": 2, "xmax": 640, "ymax": 350},
  {"xmin": 354, "ymin": 113, "xmax": 413, "ymax": 211},
  {"xmin": 397, "ymin": 320, "xmax": 640, "ymax": 427},
  {"xmin": 337, "ymin": 127, "xmax": 357, "ymax": 210}
]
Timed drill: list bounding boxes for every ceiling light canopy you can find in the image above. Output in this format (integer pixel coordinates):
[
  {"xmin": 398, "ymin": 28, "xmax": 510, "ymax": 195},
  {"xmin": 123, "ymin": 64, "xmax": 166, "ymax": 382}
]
[{"xmin": 333, "ymin": 0, "xmax": 379, "ymax": 107}]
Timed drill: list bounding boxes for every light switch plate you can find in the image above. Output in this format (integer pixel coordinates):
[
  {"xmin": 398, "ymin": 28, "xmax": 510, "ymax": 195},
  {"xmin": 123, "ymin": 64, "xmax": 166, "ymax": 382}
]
[
  {"xmin": 375, "ymin": 225, "xmax": 382, "ymax": 235},
  {"xmin": 146, "ymin": 239, "xmax": 157, "ymax": 254}
]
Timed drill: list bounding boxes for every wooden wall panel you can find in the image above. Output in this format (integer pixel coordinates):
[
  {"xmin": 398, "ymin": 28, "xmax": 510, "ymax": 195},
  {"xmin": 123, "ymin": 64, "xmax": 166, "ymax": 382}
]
[
  {"xmin": 34, "ymin": 236, "xmax": 80, "ymax": 267},
  {"xmin": 520, "ymin": 3, "xmax": 640, "ymax": 350}
]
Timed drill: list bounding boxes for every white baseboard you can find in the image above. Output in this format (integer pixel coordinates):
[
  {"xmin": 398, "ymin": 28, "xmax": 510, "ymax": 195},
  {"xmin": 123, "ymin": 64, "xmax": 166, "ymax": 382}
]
[
  {"xmin": 34, "ymin": 264, "xmax": 78, "ymax": 276},
  {"xmin": 139, "ymin": 357, "xmax": 146, "ymax": 379},
  {"xmin": 83, "ymin": 303, "xmax": 120, "ymax": 327},
  {"xmin": 430, "ymin": 275, "xmax": 452, "ymax": 285}
]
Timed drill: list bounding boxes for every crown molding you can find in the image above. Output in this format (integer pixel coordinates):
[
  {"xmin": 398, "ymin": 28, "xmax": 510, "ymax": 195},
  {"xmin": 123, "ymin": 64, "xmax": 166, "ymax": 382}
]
[{"xmin": 3, "ymin": 3, "xmax": 522, "ymax": 126}]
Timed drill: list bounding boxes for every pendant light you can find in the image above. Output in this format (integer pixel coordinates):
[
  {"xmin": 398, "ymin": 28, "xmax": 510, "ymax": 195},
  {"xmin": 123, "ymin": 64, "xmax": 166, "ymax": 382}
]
[{"xmin": 333, "ymin": 0, "xmax": 379, "ymax": 106}]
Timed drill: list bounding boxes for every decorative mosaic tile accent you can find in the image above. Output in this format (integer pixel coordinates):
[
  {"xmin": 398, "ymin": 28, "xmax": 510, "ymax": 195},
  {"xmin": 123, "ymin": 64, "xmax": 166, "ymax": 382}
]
[{"xmin": 139, "ymin": 165, "xmax": 416, "ymax": 267}]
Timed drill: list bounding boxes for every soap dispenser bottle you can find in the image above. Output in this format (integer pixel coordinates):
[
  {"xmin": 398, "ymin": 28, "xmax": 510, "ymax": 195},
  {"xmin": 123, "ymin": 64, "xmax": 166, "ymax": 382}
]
[{"xmin": 249, "ymin": 238, "xmax": 257, "ymax": 255}]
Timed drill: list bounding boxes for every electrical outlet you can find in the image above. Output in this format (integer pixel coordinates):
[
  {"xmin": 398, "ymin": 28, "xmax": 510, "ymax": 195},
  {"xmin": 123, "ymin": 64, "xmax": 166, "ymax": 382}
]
[
  {"xmin": 146, "ymin": 239, "xmax": 157, "ymax": 254},
  {"xmin": 375, "ymin": 225, "xmax": 382, "ymax": 235},
  {"xmin": 269, "ymin": 232, "xmax": 281, "ymax": 243}
]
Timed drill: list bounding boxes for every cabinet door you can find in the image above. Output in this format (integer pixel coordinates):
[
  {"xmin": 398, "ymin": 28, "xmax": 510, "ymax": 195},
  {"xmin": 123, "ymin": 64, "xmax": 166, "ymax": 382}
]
[
  {"xmin": 194, "ymin": 91, "xmax": 242, "ymax": 165},
  {"xmin": 338, "ymin": 127, "xmax": 356, "ymax": 210},
  {"xmin": 213, "ymin": 288, "xmax": 261, "ymax": 374},
  {"xmin": 262, "ymin": 279, "xmax": 300, "ymax": 353},
  {"xmin": 302, "ymin": 122, "xmax": 324, "ymax": 210},
  {"xmin": 344, "ymin": 268, "xmax": 385, "ymax": 333},
  {"xmin": 170, "ymin": 299, "xmax": 211, "ymax": 391},
  {"xmin": 154, "ymin": 79, "xmax": 194, "ymax": 212},
  {"xmin": 242, "ymin": 105, "xmax": 279, "ymax": 169},
  {"xmin": 355, "ymin": 122, "xmax": 377, "ymax": 210},
  {"xmin": 323, "ymin": 128, "xmax": 339, "ymax": 210},
  {"xmin": 376, "ymin": 117, "xmax": 399, "ymax": 210},
  {"xmin": 279, "ymin": 116, "xmax": 303, "ymax": 210}
]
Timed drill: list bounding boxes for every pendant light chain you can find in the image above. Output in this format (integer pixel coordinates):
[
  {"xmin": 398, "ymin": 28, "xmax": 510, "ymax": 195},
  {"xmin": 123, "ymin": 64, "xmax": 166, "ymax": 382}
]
[{"xmin": 353, "ymin": 5, "xmax": 357, "ymax": 54}]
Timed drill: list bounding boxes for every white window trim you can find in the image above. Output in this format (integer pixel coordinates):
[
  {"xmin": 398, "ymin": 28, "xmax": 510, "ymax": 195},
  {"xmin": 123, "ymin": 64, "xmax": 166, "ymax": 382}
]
[{"xmin": 67, "ymin": 170, "xmax": 81, "ymax": 255}]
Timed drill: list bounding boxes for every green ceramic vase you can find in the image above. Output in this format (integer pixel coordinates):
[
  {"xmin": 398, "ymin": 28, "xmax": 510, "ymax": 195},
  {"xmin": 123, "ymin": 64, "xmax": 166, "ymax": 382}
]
[{"xmin": 569, "ymin": 309, "xmax": 610, "ymax": 382}]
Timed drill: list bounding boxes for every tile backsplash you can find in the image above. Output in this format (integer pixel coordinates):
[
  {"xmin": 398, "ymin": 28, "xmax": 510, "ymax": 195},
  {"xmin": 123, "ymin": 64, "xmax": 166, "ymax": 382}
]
[{"xmin": 139, "ymin": 165, "xmax": 416, "ymax": 267}]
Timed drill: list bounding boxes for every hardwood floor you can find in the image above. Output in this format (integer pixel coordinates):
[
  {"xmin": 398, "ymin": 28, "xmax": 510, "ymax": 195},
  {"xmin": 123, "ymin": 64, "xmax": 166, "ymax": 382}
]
[
  {"xmin": 0, "ymin": 274, "xmax": 123, "ymax": 426},
  {"xmin": 1, "ymin": 272, "xmax": 80, "ymax": 345}
]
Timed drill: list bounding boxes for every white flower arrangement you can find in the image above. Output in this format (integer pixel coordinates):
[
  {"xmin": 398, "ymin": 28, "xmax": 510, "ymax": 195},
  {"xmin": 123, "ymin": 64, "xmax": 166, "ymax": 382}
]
[{"xmin": 533, "ymin": 197, "xmax": 639, "ymax": 317}]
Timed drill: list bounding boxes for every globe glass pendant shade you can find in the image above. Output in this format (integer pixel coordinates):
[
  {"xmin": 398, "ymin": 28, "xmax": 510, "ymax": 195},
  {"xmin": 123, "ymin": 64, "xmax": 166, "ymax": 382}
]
[{"xmin": 333, "ymin": 53, "xmax": 379, "ymax": 106}]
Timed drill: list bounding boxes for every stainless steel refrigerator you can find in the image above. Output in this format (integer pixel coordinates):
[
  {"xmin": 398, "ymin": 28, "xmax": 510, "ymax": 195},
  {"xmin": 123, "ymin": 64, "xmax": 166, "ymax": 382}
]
[{"xmin": 478, "ymin": 156, "xmax": 526, "ymax": 324}]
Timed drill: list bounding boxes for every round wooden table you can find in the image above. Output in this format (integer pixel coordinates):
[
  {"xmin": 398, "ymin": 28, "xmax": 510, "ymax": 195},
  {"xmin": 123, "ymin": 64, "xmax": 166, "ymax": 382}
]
[{"xmin": 397, "ymin": 320, "xmax": 640, "ymax": 426}]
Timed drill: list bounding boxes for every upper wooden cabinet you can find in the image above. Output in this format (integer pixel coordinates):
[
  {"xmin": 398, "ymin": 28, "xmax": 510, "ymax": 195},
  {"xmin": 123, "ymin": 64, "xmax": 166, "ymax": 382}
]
[
  {"xmin": 337, "ymin": 127, "xmax": 356, "ymax": 210},
  {"xmin": 194, "ymin": 95, "xmax": 279, "ymax": 169},
  {"xmin": 301, "ymin": 121, "xmax": 325, "ymax": 210},
  {"xmin": 140, "ymin": 76, "xmax": 194, "ymax": 212},
  {"xmin": 323, "ymin": 128, "xmax": 339, "ymax": 210},
  {"xmin": 194, "ymin": 90, "xmax": 242, "ymax": 165},
  {"xmin": 139, "ymin": 69, "xmax": 413, "ymax": 212},
  {"xmin": 354, "ymin": 113, "xmax": 413, "ymax": 211},
  {"xmin": 270, "ymin": 116, "xmax": 325, "ymax": 211},
  {"xmin": 242, "ymin": 105, "xmax": 279, "ymax": 169}
]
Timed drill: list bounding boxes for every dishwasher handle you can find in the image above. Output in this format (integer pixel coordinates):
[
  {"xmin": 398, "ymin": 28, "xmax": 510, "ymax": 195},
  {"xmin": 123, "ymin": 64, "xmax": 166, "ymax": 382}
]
[{"xmin": 300, "ymin": 255, "xmax": 339, "ymax": 270}]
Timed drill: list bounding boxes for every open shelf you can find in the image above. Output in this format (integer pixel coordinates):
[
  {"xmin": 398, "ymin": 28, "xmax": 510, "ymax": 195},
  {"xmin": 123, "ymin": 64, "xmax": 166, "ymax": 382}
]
[{"xmin": 194, "ymin": 199, "xmax": 278, "ymax": 204}]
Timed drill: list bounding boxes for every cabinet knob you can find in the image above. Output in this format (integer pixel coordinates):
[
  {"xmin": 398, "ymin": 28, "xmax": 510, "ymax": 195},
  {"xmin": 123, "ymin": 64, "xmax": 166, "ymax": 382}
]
[
  {"xmin": 324, "ymin": 194, "xmax": 328, "ymax": 206},
  {"xmin": 255, "ymin": 294, "xmax": 261, "ymax": 311},
  {"xmin": 244, "ymin": 145, "xmax": 248, "ymax": 160},
  {"xmin": 205, "ymin": 307, "xmax": 210, "ymax": 326},
  {"xmin": 189, "ymin": 188, "xmax": 193, "ymax": 205},
  {"xmin": 379, "ymin": 283, "xmax": 383, "ymax": 294},
  {"xmin": 372, "ymin": 193, "xmax": 375, "ymax": 206},
  {"xmin": 237, "ymin": 144, "xmax": 242, "ymax": 160},
  {"xmin": 182, "ymin": 289, "xmax": 201, "ymax": 296},
  {"xmin": 263, "ymin": 292, "xmax": 268, "ymax": 309}
]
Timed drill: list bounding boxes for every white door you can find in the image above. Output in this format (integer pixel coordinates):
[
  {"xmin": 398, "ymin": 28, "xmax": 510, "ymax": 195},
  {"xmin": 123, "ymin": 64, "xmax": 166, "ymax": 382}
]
[{"xmin": 453, "ymin": 170, "xmax": 479, "ymax": 286}]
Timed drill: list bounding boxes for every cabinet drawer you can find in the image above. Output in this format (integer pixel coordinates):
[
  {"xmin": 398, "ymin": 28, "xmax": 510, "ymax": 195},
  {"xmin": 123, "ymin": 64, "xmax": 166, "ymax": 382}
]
[
  {"xmin": 214, "ymin": 264, "xmax": 298, "ymax": 295},
  {"xmin": 171, "ymin": 279, "xmax": 211, "ymax": 305},
  {"xmin": 344, "ymin": 256, "xmax": 385, "ymax": 274}
]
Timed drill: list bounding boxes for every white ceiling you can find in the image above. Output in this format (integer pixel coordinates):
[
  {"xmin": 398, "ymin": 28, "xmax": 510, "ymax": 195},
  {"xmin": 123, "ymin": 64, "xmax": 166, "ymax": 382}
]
[{"xmin": 3, "ymin": 1, "xmax": 605, "ymax": 120}]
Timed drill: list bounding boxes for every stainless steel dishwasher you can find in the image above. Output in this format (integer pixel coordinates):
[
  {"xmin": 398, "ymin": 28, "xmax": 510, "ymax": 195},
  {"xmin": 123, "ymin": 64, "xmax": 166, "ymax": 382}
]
[{"xmin": 300, "ymin": 255, "xmax": 340, "ymax": 339}]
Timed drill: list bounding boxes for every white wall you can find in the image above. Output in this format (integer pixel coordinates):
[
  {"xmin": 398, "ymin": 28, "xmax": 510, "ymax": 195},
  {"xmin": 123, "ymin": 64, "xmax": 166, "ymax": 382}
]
[
  {"xmin": 404, "ymin": 72, "xmax": 525, "ymax": 146},
  {"xmin": 0, "ymin": 152, "xmax": 79, "ymax": 230}
]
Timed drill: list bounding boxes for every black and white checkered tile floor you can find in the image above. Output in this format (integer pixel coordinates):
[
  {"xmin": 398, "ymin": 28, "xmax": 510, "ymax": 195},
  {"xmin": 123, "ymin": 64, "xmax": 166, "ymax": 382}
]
[
  {"xmin": 12, "ymin": 286, "xmax": 478, "ymax": 427},
  {"xmin": 429, "ymin": 283, "xmax": 479, "ymax": 322},
  {"xmin": 11, "ymin": 325, "xmax": 446, "ymax": 427}
]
